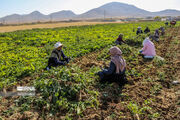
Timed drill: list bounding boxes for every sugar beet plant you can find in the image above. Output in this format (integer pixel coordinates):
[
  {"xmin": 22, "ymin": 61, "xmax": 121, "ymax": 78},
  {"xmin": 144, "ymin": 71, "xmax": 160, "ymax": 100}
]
[{"xmin": 28, "ymin": 65, "xmax": 99, "ymax": 117}]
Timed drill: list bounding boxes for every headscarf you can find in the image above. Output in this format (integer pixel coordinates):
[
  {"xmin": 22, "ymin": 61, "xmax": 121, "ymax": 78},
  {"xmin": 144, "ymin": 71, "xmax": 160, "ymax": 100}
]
[
  {"xmin": 109, "ymin": 46, "xmax": 126, "ymax": 73},
  {"xmin": 117, "ymin": 34, "xmax": 123, "ymax": 41},
  {"xmin": 54, "ymin": 42, "xmax": 63, "ymax": 49},
  {"xmin": 119, "ymin": 33, "xmax": 123, "ymax": 37},
  {"xmin": 143, "ymin": 37, "xmax": 150, "ymax": 46},
  {"xmin": 155, "ymin": 29, "xmax": 159, "ymax": 33}
]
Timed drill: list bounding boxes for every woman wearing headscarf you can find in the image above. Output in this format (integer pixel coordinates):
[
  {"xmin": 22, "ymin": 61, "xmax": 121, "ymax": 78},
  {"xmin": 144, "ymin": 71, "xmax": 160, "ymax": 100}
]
[
  {"xmin": 46, "ymin": 42, "xmax": 70, "ymax": 70},
  {"xmin": 154, "ymin": 29, "xmax": 160, "ymax": 42},
  {"xmin": 159, "ymin": 26, "xmax": 165, "ymax": 36},
  {"xmin": 144, "ymin": 26, "xmax": 150, "ymax": 34},
  {"xmin": 97, "ymin": 46, "xmax": 127, "ymax": 84},
  {"xmin": 139, "ymin": 37, "xmax": 156, "ymax": 59},
  {"xmin": 115, "ymin": 33, "xmax": 126, "ymax": 45},
  {"xmin": 136, "ymin": 27, "xmax": 143, "ymax": 35}
]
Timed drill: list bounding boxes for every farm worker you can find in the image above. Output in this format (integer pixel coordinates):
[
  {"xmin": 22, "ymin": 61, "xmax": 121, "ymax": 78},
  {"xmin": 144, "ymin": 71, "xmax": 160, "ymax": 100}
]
[
  {"xmin": 97, "ymin": 46, "xmax": 127, "ymax": 85},
  {"xmin": 170, "ymin": 20, "xmax": 176, "ymax": 26},
  {"xmin": 144, "ymin": 27, "xmax": 150, "ymax": 34},
  {"xmin": 46, "ymin": 42, "xmax": 70, "ymax": 70},
  {"xmin": 136, "ymin": 27, "xmax": 143, "ymax": 35},
  {"xmin": 115, "ymin": 33, "xmax": 126, "ymax": 45},
  {"xmin": 139, "ymin": 37, "xmax": 156, "ymax": 59},
  {"xmin": 154, "ymin": 29, "xmax": 160, "ymax": 42},
  {"xmin": 171, "ymin": 20, "xmax": 176, "ymax": 23},
  {"xmin": 159, "ymin": 26, "xmax": 165, "ymax": 36},
  {"xmin": 165, "ymin": 22, "xmax": 169, "ymax": 26}
]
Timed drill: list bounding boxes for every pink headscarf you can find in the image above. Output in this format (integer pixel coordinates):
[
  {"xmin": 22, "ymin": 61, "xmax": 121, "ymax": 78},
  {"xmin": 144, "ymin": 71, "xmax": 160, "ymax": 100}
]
[{"xmin": 109, "ymin": 46, "xmax": 126, "ymax": 74}]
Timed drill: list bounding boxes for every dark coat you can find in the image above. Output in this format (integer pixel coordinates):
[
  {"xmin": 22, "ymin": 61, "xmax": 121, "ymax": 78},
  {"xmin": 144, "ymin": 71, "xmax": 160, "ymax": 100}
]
[
  {"xmin": 115, "ymin": 36, "xmax": 125, "ymax": 45},
  {"xmin": 136, "ymin": 29, "xmax": 143, "ymax": 35},
  {"xmin": 98, "ymin": 61, "xmax": 127, "ymax": 84},
  {"xmin": 48, "ymin": 49, "xmax": 67, "ymax": 67},
  {"xmin": 154, "ymin": 30, "xmax": 159, "ymax": 38},
  {"xmin": 144, "ymin": 27, "xmax": 150, "ymax": 34}
]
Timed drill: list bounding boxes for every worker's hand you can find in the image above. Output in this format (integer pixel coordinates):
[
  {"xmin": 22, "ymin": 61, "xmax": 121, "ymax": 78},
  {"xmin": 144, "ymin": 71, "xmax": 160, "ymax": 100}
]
[
  {"xmin": 95, "ymin": 71, "xmax": 102, "ymax": 76},
  {"xmin": 139, "ymin": 50, "xmax": 143, "ymax": 54},
  {"xmin": 62, "ymin": 61, "xmax": 66, "ymax": 65},
  {"xmin": 65, "ymin": 57, "xmax": 71, "ymax": 63}
]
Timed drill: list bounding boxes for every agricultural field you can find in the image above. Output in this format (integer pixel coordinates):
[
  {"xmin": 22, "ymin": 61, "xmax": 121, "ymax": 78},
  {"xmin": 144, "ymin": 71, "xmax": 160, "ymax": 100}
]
[
  {"xmin": 0, "ymin": 21, "xmax": 123, "ymax": 33},
  {"xmin": 0, "ymin": 21, "xmax": 180, "ymax": 119}
]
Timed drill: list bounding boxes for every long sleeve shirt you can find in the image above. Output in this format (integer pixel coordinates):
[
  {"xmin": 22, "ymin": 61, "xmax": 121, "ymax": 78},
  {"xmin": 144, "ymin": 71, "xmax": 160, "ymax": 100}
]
[
  {"xmin": 144, "ymin": 28, "xmax": 150, "ymax": 33},
  {"xmin": 116, "ymin": 36, "xmax": 125, "ymax": 43},
  {"xmin": 142, "ymin": 40, "xmax": 156, "ymax": 56},
  {"xmin": 102, "ymin": 61, "xmax": 116, "ymax": 75},
  {"xmin": 136, "ymin": 29, "xmax": 143, "ymax": 35},
  {"xmin": 48, "ymin": 49, "xmax": 67, "ymax": 67},
  {"xmin": 154, "ymin": 31, "xmax": 159, "ymax": 38}
]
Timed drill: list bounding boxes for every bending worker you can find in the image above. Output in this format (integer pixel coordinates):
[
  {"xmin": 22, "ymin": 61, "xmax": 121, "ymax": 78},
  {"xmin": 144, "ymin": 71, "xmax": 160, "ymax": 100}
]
[
  {"xmin": 46, "ymin": 42, "xmax": 70, "ymax": 70},
  {"xmin": 159, "ymin": 26, "xmax": 165, "ymax": 36},
  {"xmin": 97, "ymin": 46, "xmax": 127, "ymax": 85},
  {"xmin": 144, "ymin": 26, "xmax": 150, "ymax": 34},
  {"xmin": 154, "ymin": 29, "xmax": 160, "ymax": 42},
  {"xmin": 136, "ymin": 27, "xmax": 143, "ymax": 35},
  {"xmin": 139, "ymin": 37, "xmax": 156, "ymax": 59},
  {"xmin": 115, "ymin": 33, "xmax": 126, "ymax": 45}
]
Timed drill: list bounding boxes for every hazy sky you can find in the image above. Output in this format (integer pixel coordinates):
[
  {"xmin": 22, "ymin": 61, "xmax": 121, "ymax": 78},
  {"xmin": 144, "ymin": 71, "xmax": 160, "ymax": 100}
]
[{"xmin": 0, "ymin": 0, "xmax": 180, "ymax": 17}]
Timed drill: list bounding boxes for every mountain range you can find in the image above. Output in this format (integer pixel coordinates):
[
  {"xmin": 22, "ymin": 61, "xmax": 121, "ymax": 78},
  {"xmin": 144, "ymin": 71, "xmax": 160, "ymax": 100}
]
[{"xmin": 0, "ymin": 2, "xmax": 180, "ymax": 24}]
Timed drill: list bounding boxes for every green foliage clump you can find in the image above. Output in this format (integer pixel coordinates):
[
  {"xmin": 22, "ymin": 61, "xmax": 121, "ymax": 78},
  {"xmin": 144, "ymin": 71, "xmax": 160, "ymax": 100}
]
[{"xmin": 153, "ymin": 56, "xmax": 166, "ymax": 67}]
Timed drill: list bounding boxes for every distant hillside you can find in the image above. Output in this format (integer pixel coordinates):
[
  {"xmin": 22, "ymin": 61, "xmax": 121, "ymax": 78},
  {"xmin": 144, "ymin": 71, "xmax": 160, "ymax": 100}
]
[
  {"xmin": 21, "ymin": 11, "xmax": 49, "ymax": 22},
  {"xmin": 77, "ymin": 2, "xmax": 152, "ymax": 19},
  {"xmin": 0, "ymin": 10, "xmax": 77, "ymax": 24},
  {"xmin": 0, "ymin": 14, "xmax": 22, "ymax": 24},
  {"xmin": 153, "ymin": 9, "xmax": 180, "ymax": 16},
  {"xmin": 49, "ymin": 10, "xmax": 77, "ymax": 21},
  {"xmin": 0, "ymin": 2, "xmax": 180, "ymax": 24}
]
